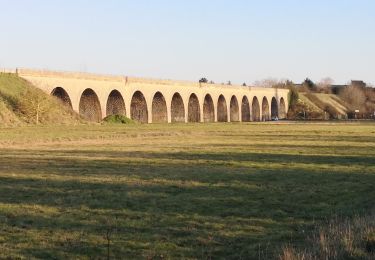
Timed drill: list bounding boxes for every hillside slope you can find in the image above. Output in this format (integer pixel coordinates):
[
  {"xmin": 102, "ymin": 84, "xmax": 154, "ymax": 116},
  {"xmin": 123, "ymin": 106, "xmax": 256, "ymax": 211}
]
[
  {"xmin": 298, "ymin": 94, "xmax": 323, "ymax": 113},
  {"xmin": 0, "ymin": 73, "xmax": 80, "ymax": 125},
  {"xmin": 301, "ymin": 93, "xmax": 350, "ymax": 119},
  {"xmin": 0, "ymin": 98, "xmax": 20, "ymax": 125}
]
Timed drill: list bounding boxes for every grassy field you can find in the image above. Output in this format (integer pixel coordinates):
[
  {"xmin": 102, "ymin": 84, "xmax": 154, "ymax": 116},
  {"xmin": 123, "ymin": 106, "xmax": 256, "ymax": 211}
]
[{"xmin": 0, "ymin": 122, "xmax": 374, "ymax": 259}]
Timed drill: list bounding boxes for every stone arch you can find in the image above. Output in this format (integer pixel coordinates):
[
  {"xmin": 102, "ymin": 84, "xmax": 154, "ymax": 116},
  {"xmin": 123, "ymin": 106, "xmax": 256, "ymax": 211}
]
[
  {"xmin": 152, "ymin": 92, "xmax": 167, "ymax": 123},
  {"xmin": 171, "ymin": 93, "xmax": 185, "ymax": 123},
  {"xmin": 279, "ymin": 97, "xmax": 287, "ymax": 119},
  {"xmin": 106, "ymin": 90, "xmax": 126, "ymax": 116},
  {"xmin": 203, "ymin": 94, "xmax": 215, "ymax": 122},
  {"xmin": 188, "ymin": 93, "xmax": 200, "ymax": 122},
  {"xmin": 252, "ymin": 97, "xmax": 260, "ymax": 121},
  {"xmin": 51, "ymin": 87, "xmax": 72, "ymax": 108},
  {"xmin": 217, "ymin": 95, "xmax": 228, "ymax": 122},
  {"xmin": 79, "ymin": 88, "xmax": 102, "ymax": 122},
  {"xmin": 271, "ymin": 97, "xmax": 278, "ymax": 119},
  {"xmin": 230, "ymin": 95, "xmax": 240, "ymax": 122},
  {"xmin": 241, "ymin": 96, "xmax": 251, "ymax": 122},
  {"xmin": 131, "ymin": 91, "xmax": 148, "ymax": 123},
  {"xmin": 262, "ymin": 97, "xmax": 270, "ymax": 121}
]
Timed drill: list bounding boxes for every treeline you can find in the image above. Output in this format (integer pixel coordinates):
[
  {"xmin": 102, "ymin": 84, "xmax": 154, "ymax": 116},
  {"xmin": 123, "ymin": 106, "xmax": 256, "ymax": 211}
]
[
  {"xmin": 297, "ymin": 78, "xmax": 375, "ymax": 119},
  {"xmin": 258, "ymin": 77, "xmax": 375, "ymax": 120},
  {"xmin": 337, "ymin": 83, "xmax": 375, "ymax": 119}
]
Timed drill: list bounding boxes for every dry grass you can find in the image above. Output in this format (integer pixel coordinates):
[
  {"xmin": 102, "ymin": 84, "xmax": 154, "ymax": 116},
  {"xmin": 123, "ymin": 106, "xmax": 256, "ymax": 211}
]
[
  {"xmin": 314, "ymin": 93, "xmax": 348, "ymax": 114},
  {"xmin": 0, "ymin": 98, "xmax": 21, "ymax": 126},
  {"xmin": 304, "ymin": 93, "xmax": 347, "ymax": 119},
  {"xmin": 298, "ymin": 94, "xmax": 322, "ymax": 113},
  {"xmin": 280, "ymin": 212, "xmax": 375, "ymax": 260}
]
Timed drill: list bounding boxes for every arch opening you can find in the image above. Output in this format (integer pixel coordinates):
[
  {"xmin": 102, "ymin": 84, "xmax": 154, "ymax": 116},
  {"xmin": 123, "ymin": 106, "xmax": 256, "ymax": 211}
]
[
  {"xmin": 79, "ymin": 88, "xmax": 102, "ymax": 122},
  {"xmin": 279, "ymin": 98, "xmax": 287, "ymax": 119},
  {"xmin": 106, "ymin": 90, "xmax": 126, "ymax": 117},
  {"xmin": 131, "ymin": 91, "xmax": 148, "ymax": 123},
  {"xmin": 271, "ymin": 97, "xmax": 278, "ymax": 120},
  {"xmin": 152, "ymin": 92, "xmax": 167, "ymax": 123},
  {"xmin": 188, "ymin": 93, "xmax": 200, "ymax": 122},
  {"xmin": 230, "ymin": 96, "xmax": 239, "ymax": 122},
  {"xmin": 262, "ymin": 97, "xmax": 270, "ymax": 121},
  {"xmin": 203, "ymin": 94, "xmax": 215, "ymax": 122},
  {"xmin": 241, "ymin": 96, "xmax": 251, "ymax": 122},
  {"xmin": 217, "ymin": 95, "xmax": 228, "ymax": 122},
  {"xmin": 171, "ymin": 93, "xmax": 185, "ymax": 123},
  {"xmin": 252, "ymin": 97, "xmax": 260, "ymax": 121},
  {"xmin": 51, "ymin": 87, "xmax": 72, "ymax": 108}
]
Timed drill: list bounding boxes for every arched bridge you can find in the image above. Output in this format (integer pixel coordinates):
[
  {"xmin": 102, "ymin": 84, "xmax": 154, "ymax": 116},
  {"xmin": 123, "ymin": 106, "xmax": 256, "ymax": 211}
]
[{"xmin": 17, "ymin": 69, "xmax": 289, "ymax": 123}]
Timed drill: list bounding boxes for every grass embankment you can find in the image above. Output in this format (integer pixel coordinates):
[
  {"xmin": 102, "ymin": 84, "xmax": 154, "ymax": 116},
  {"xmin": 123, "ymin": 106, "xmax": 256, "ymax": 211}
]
[
  {"xmin": 0, "ymin": 73, "xmax": 79, "ymax": 125},
  {"xmin": 0, "ymin": 123, "xmax": 374, "ymax": 259},
  {"xmin": 300, "ymin": 93, "xmax": 350, "ymax": 119}
]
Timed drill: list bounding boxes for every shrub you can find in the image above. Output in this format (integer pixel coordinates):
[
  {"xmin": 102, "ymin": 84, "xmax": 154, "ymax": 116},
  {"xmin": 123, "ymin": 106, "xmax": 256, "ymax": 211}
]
[
  {"xmin": 103, "ymin": 115, "xmax": 135, "ymax": 124},
  {"xmin": 199, "ymin": 78, "xmax": 208, "ymax": 83}
]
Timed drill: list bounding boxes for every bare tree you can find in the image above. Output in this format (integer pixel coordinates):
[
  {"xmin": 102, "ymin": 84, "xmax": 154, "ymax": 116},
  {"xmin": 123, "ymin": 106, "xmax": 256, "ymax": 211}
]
[
  {"xmin": 317, "ymin": 77, "xmax": 334, "ymax": 93},
  {"xmin": 18, "ymin": 88, "xmax": 49, "ymax": 124},
  {"xmin": 254, "ymin": 78, "xmax": 280, "ymax": 88},
  {"xmin": 318, "ymin": 77, "xmax": 334, "ymax": 87},
  {"xmin": 339, "ymin": 84, "xmax": 366, "ymax": 112},
  {"xmin": 254, "ymin": 78, "xmax": 290, "ymax": 88}
]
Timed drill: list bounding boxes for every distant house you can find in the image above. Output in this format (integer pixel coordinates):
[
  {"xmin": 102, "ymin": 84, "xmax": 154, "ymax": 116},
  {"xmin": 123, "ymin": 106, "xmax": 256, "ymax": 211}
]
[
  {"xmin": 351, "ymin": 80, "xmax": 366, "ymax": 88},
  {"xmin": 331, "ymin": 84, "xmax": 348, "ymax": 94},
  {"xmin": 332, "ymin": 81, "xmax": 366, "ymax": 94},
  {"xmin": 293, "ymin": 83, "xmax": 303, "ymax": 88}
]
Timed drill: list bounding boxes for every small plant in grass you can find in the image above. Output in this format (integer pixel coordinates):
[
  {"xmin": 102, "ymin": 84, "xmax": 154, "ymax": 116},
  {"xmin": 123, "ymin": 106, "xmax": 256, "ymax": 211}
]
[{"xmin": 103, "ymin": 114, "xmax": 135, "ymax": 124}]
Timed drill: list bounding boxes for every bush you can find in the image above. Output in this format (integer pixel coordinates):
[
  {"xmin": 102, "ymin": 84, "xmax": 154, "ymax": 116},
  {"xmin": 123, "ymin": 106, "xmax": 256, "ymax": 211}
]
[{"xmin": 103, "ymin": 115, "xmax": 135, "ymax": 124}]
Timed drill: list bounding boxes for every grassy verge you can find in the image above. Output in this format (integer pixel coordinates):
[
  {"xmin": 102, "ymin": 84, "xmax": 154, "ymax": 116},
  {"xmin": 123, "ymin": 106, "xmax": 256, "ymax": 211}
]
[{"xmin": 0, "ymin": 122, "xmax": 374, "ymax": 259}]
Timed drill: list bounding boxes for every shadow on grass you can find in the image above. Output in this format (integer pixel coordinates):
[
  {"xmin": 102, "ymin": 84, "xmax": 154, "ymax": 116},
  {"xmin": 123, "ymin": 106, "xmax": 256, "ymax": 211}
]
[
  {"xmin": 2, "ymin": 147, "xmax": 374, "ymax": 167},
  {"xmin": 0, "ymin": 148, "xmax": 374, "ymax": 258}
]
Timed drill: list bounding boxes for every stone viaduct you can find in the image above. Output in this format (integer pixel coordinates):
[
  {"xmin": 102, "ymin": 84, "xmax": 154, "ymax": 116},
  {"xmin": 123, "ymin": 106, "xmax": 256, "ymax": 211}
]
[{"xmin": 16, "ymin": 69, "xmax": 289, "ymax": 123}]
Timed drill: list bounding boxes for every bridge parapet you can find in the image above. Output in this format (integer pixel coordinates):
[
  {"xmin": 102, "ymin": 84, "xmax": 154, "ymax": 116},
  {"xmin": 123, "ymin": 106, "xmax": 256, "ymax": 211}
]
[
  {"xmin": 0, "ymin": 68, "xmax": 18, "ymax": 74},
  {"xmin": 15, "ymin": 68, "xmax": 280, "ymax": 93}
]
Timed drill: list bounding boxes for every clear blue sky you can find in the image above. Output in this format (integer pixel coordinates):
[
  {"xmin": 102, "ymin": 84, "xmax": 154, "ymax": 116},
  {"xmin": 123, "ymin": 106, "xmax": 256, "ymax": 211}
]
[{"xmin": 1, "ymin": 0, "xmax": 374, "ymax": 85}]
